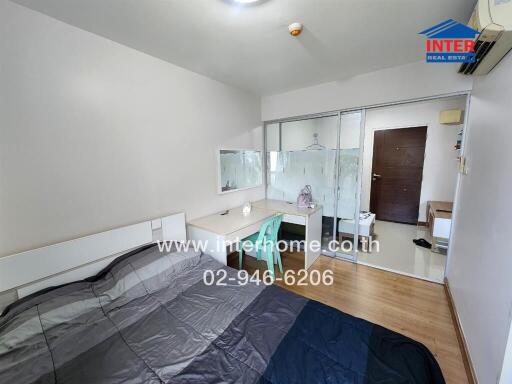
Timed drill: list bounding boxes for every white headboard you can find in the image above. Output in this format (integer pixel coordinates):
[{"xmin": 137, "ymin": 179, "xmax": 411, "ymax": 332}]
[{"xmin": 0, "ymin": 213, "xmax": 186, "ymax": 302}]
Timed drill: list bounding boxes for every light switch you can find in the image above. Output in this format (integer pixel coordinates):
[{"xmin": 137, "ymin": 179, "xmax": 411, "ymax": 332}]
[{"xmin": 458, "ymin": 156, "xmax": 468, "ymax": 175}]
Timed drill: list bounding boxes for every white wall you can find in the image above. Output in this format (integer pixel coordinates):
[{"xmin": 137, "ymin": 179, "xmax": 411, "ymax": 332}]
[
  {"xmin": 261, "ymin": 61, "xmax": 473, "ymax": 121},
  {"xmin": 0, "ymin": 0, "xmax": 263, "ymax": 258},
  {"xmin": 447, "ymin": 52, "xmax": 512, "ymax": 383},
  {"xmin": 363, "ymin": 97, "xmax": 466, "ymax": 222},
  {"xmin": 500, "ymin": 325, "xmax": 512, "ymax": 384}
]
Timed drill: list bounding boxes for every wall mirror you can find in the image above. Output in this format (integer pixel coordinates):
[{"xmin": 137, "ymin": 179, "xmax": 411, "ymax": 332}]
[{"xmin": 217, "ymin": 149, "xmax": 263, "ymax": 194}]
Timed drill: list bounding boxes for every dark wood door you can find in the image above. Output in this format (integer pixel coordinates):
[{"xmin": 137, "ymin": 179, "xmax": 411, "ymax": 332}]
[{"xmin": 370, "ymin": 127, "xmax": 427, "ymax": 224}]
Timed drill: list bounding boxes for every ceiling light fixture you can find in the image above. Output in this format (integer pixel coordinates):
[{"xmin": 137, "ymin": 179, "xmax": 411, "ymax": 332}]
[{"xmin": 233, "ymin": 0, "xmax": 261, "ymax": 3}]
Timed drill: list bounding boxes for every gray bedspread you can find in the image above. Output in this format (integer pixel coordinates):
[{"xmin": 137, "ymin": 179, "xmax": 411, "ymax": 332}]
[{"xmin": 0, "ymin": 245, "xmax": 445, "ymax": 384}]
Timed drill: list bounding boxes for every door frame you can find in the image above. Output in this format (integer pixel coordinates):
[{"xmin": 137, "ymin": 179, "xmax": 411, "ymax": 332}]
[
  {"xmin": 263, "ymin": 90, "xmax": 472, "ymax": 282},
  {"xmin": 368, "ymin": 124, "xmax": 429, "ymax": 225}
]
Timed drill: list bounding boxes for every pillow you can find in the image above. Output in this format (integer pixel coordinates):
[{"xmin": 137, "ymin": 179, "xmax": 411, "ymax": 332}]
[{"xmin": 1, "ymin": 244, "xmax": 201, "ymax": 318}]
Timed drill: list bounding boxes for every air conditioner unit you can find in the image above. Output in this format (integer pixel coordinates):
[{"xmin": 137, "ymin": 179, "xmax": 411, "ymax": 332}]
[{"xmin": 459, "ymin": 0, "xmax": 512, "ymax": 75}]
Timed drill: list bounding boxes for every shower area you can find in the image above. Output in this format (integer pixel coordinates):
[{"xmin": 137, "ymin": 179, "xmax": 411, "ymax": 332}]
[{"xmin": 265, "ymin": 111, "xmax": 365, "ymax": 260}]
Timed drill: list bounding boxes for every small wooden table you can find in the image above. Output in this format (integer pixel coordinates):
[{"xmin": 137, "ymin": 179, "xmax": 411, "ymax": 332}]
[{"xmin": 427, "ymin": 201, "xmax": 453, "ymax": 252}]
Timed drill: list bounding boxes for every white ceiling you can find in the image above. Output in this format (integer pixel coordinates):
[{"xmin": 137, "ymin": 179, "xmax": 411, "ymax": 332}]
[{"xmin": 12, "ymin": 0, "xmax": 475, "ymax": 95}]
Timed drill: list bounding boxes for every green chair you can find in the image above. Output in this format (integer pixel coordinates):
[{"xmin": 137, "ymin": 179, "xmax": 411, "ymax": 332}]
[{"xmin": 239, "ymin": 215, "xmax": 283, "ymax": 277}]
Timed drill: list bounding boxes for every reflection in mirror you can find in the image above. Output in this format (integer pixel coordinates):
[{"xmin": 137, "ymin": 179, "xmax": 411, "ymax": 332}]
[{"xmin": 218, "ymin": 149, "xmax": 262, "ymax": 193}]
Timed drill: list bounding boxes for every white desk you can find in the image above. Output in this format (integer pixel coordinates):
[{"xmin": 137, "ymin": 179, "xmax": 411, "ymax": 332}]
[
  {"xmin": 338, "ymin": 213, "xmax": 376, "ymax": 253},
  {"xmin": 187, "ymin": 199, "xmax": 322, "ymax": 269},
  {"xmin": 338, "ymin": 213, "xmax": 376, "ymax": 238}
]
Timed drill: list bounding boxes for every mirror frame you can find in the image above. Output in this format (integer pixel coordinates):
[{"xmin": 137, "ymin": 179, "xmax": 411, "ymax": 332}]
[{"xmin": 216, "ymin": 148, "xmax": 263, "ymax": 195}]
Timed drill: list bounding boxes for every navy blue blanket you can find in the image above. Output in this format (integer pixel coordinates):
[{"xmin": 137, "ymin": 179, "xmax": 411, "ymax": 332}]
[{"xmin": 260, "ymin": 289, "xmax": 445, "ymax": 383}]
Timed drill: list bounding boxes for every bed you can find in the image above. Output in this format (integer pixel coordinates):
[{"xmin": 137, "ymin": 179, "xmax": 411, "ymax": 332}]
[{"xmin": 0, "ymin": 244, "xmax": 445, "ymax": 383}]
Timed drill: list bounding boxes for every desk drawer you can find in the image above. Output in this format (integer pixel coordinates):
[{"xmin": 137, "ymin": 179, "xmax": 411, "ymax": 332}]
[
  {"xmin": 283, "ymin": 214, "xmax": 306, "ymax": 226},
  {"xmin": 225, "ymin": 222, "xmax": 263, "ymax": 244}
]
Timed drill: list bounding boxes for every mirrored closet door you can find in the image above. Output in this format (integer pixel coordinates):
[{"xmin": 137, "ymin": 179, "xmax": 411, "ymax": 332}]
[
  {"xmin": 333, "ymin": 111, "xmax": 364, "ymax": 260},
  {"xmin": 265, "ymin": 110, "xmax": 365, "ymax": 261}
]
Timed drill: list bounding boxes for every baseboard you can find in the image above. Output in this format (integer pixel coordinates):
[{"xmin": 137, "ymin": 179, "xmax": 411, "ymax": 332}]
[
  {"xmin": 357, "ymin": 260, "xmax": 443, "ymax": 284},
  {"xmin": 444, "ymin": 277, "xmax": 478, "ymax": 384},
  {"xmin": 417, "ymin": 221, "xmax": 428, "ymax": 227}
]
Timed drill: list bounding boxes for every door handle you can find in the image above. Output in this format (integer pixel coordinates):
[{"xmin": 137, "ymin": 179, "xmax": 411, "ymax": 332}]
[{"xmin": 373, "ymin": 173, "xmax": 382, "ymax": 180}]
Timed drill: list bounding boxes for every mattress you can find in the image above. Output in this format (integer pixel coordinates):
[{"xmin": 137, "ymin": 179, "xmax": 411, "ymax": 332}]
[{"xmin": 0, "ymin": 245, "xmax": 445, "ymax": 383}]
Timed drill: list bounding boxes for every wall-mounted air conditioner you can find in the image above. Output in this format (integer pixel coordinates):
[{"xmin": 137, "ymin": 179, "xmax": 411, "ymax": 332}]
[{"xmin": 459, "ymin": 0, "xmax": 512, "ymax": 75}]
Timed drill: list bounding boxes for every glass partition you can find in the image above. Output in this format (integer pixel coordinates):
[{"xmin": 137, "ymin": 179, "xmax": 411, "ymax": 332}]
[
  {"xmin": 265, "ymin": 111, "xmax": 364, "ymax": 260},
  {"xmin": 266, "ymin": 115, "xmax": 339, "ymax": 252},
  {"xmin": 334, "ymin": 111, "xmax": 364, "ymax": 259}
]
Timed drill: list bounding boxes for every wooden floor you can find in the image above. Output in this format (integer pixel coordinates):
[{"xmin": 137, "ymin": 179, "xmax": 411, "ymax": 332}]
[{"xmin": 228, "ymin": 251, "xmax": 468, "ymax": 384}]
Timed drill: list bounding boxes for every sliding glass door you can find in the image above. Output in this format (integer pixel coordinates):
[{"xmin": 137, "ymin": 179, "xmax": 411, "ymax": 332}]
[
  {"xmin": 333, "ymin": 111, "xmax": 365, "ymax": 260},
  {"xmin": 265, "ymin": 110, "xmax": 365, "ymax": 261},
  {"xmin": 266, "ymin": 115, "xmax": 338, "ymax": 253}
]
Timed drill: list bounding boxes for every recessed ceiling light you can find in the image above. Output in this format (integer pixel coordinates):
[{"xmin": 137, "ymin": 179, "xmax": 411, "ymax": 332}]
[{"xmin": 233, "ymin": 0, "xmax": 260, "ymax": 3}]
